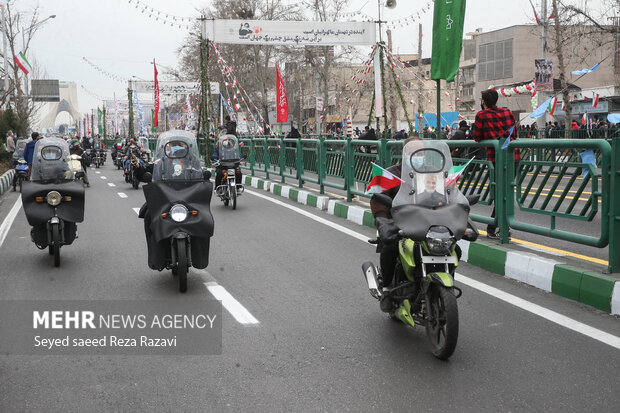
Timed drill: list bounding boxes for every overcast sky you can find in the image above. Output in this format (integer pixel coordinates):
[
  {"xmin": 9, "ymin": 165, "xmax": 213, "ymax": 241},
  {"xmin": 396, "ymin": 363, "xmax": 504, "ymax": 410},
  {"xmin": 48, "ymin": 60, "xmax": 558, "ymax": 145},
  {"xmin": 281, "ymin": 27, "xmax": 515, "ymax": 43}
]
[{"xmin": 15, "ymin": 0, "xmax": 604, "ymax": 122}]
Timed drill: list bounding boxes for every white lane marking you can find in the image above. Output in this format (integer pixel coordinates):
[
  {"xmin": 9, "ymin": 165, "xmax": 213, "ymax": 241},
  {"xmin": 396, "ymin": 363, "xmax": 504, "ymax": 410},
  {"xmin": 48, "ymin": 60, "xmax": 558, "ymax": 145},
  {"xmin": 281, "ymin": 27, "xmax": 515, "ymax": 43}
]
[
  {"xmin": 0, "ymin": 196, "xmax": 22, "ymax": 248},
  {"xmin": 95, "ymin": 171, "xmax": 101, "ymax": 174},
  {"xmin": 204, "ymin": 281, "xmax": 259, "ymax": 325},
  {"xmin": 132, "ymin": 207, "xmax": 140, "ymax": 215},
  {"xmin": 248, "ymin": 188, "xmax": 620, "ymax": 350},
  {"xmin": 117, "ymin": 192, "xmax": 128, "ymax": 198},
  {"xmin": 107, "ymin": 183, "xmax": 116, "ymax": 187},
  {"xmin": 457, "ymin": 275, "xmax": 620, "ymax": 350},
  {"xmin": 100, "ymin": 176, "xmax": 107, "ymax": 180},
  {"xmin": 245, "ymin": 189, "xmax": 368, "ymax": 244}
]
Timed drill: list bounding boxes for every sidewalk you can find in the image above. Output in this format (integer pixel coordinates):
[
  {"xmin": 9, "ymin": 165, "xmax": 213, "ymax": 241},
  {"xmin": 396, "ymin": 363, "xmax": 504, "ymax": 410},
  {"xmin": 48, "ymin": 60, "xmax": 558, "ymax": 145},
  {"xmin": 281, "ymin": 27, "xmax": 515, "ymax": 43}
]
[{"xmin": 241, "ymin": 174, "xmax": 620, "ymax": 316}]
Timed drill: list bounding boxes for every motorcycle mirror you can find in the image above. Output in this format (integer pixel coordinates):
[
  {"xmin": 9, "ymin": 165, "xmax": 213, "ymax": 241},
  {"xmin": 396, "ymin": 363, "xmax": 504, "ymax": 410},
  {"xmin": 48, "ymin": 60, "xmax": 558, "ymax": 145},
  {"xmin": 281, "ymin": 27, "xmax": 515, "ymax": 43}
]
[
  {"xmin": 143, "ymin": 172, "xmax": 153, "ymax": 183},
  {"xmin": 203, "ymin": 170, "xmax": 212, "ymax": 181}
]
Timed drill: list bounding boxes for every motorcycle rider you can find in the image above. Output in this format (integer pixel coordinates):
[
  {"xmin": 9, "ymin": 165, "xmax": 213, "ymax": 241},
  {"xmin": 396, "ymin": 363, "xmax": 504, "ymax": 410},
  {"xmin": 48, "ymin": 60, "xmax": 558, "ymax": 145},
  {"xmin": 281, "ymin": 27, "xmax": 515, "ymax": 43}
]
[
  {"xmin": 69, "ymin": 140, "xmax": 90, "ymax": 187},
  {"xmin": 23, "ymin": 132, "xmax": 41, "ymax": 173},
  {"xmin": 211, "ymin": 127, "xmax": 242, "ymax": 193},
  {"xmin": 11, "ymin": 135, "xmax": 28, "ymax": 190},
  {"xmin": 369, "ymin": 138, "xmax": 460, "ymax": 295}
]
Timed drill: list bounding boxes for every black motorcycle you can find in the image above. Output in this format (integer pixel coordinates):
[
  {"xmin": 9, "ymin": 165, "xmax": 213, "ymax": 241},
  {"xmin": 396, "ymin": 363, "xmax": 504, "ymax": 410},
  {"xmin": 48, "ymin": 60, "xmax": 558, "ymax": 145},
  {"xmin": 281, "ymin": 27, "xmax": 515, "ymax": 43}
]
[
  {"xmin": 139, "ymin": 131, "xmax": 214, "ymax": 293},
  {"xmin": 21, "ymin": 138, "xmax": 85, "ymax": 267}
]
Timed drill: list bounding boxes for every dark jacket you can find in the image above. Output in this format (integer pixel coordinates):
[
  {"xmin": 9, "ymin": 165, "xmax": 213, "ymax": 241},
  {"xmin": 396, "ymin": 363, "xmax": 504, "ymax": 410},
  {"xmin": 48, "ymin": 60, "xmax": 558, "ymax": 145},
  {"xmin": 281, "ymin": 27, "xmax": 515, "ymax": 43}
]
[{"xmin": 24, "ymin": 140, "xmax": 37, "ymax": 166}]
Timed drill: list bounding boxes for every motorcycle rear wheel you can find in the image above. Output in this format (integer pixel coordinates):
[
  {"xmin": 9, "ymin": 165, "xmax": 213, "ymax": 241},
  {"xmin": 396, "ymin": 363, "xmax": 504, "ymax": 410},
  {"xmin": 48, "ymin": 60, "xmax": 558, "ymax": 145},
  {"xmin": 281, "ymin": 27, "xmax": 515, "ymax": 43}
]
[
  {"xmin": 425, "ymin": 286, "xmax": 458, "ymax": 360},
  {"xmin": 176, "ymin": 238, "xmax": 188, "ymax": 293}
]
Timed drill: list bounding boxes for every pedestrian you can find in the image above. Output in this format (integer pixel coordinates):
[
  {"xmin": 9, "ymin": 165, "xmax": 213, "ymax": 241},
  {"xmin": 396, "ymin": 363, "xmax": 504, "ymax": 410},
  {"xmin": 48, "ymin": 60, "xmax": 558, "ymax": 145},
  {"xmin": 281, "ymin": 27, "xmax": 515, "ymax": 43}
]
[
  {"xmin": 473, "ymin": 89, "xmax": 520, "ymax": 239},
  {"xmin": 5, "ymin": 130, "xmax": 15, "ymax": 157},
  {"xmin": 449, "ymin": 120, "xmax": 472, "ymax": 159},
  {"xmin": 23, "ymin": 132, "xmax": 41, "ymax": 170}
]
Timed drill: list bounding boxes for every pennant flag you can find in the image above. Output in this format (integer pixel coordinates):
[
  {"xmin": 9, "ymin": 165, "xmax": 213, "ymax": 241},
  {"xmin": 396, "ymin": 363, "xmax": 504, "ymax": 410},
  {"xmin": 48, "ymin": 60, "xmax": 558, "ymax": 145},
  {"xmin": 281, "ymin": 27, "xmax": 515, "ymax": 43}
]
[
  {"xmin": 571, "ymin": 63, "xmax": 600, "ymax": 76},
  {"xmin": 529, "ymin": 0, "xmax": 542, "ymax": 25},
  {"xmin": 530, "ymin": 97, "xmax": 552, "ymax": 119},
  {"xmin": 547, "ymin": 97, "xmax": 558, "ymax": 115},
  {"xmin": 580, "ymin": 150, "xmax": 596, "ymax": 178},
  {"xmin": 430, "ymin": 0, "xmax": 467, "ymax": 82},
  {"xmin": 501, "ymin": 126, "xmax": 515, "ymax": 150},
  {"xmin": 275, "ymin": 62, "xmax": 289, "ymax": 123},
  {"xmin": 14, "ymin": 51, "xmax": 32, "ymax": 75},
  {"xmin": 592, "ymin": 93, "xmax": 600, "ymax": 109},
  {"xmin": 365, "ymin": 163, "xmax": 404, "ymax": 194},
  {"xmin": 456, "ymin": 97, "xmax": 462, "ymax": 102},
  {"xmin": 446, "ymin": 157, "xmax": 474, "ymax": 187},
  {"xmin": 582, "ymin": 112, "xmax": 587, "ymax": 125}
]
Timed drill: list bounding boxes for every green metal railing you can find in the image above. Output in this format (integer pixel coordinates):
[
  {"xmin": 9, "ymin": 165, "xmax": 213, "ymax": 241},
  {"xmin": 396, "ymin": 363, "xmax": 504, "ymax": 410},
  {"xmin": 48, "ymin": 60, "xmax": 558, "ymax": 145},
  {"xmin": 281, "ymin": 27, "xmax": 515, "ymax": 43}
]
[{"xmin": 229, "ymin": 135, "xmax": 619, "ymax": 273}]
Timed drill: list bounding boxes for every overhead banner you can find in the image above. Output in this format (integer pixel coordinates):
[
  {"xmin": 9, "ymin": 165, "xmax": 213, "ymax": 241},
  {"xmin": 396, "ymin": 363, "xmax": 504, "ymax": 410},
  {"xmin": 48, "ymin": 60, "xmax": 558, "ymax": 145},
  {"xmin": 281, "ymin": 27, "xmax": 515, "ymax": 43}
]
[
  {"xmin": 206, "ymin": 20, "xmax": 376, "ymax": 46},
  {"xmin": 132, "ymin": 81, "xmax": 219, "ymax": 95},
  {"xmin": 535, "ymin": 59, "xmax": 553, "ymax": 91}
]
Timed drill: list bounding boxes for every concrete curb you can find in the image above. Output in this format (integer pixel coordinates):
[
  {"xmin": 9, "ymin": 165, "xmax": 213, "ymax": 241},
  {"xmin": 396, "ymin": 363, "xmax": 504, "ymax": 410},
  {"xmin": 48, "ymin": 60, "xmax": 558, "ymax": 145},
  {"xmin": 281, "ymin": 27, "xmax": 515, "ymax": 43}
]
[
  {"xmin": 242, "ymin": 175, "xmax": 620, "ymax": 316},
  {"xmin": 0, "ymin": 170, "xmax": 15, "ymax": 195},
  {"xmin": 458, "ymin": 239, "xmax": 620, "ymax": 315},
  {"xmin": 243, "ymin": 176, "xmax": 330, "ymax": 210}
]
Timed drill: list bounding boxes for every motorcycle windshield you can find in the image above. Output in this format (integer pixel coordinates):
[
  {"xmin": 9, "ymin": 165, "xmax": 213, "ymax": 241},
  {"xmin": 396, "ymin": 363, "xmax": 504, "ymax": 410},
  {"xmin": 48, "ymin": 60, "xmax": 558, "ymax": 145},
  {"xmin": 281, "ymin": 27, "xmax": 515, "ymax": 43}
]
[
  {"xmin": 138, "ymin": 137, "xmax": 149, "ymax": 151},
  {"xmin": 217, "ymin": 135, "xmax": 240, "ymax": 161},
  {"xmin": 392, "ymin": 139, "xmax": 469, "ymax": 240},
  {"xmin": 152, "ymin": 130, "xmax": 203, "ymax": 181},
  {"xmin": 13, "ymin": 140, "xmax": 27, "ymax": 159},
  {"xmin": 30, "ymin": 138, "xmax": 74, "ymax": 182}
]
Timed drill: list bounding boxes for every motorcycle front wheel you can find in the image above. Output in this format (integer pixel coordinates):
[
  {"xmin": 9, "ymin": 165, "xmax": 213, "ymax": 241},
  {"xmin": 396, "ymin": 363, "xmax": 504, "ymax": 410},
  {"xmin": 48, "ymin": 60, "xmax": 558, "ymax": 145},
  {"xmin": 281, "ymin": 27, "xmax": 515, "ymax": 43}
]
[
  {"xmin": 51, "ymin": 223, "xmax": 61, "ymax": 267},
  {"xmin": 231, "ymin": 184, "xmax": 237, "ymax": 210},
  {"xmin": 425, "ymin": 285, "xmax": 458, "ymax": 360},
  {"xmin": 176, "ymin": 238, "xmax": 188, "ymax": 293}
]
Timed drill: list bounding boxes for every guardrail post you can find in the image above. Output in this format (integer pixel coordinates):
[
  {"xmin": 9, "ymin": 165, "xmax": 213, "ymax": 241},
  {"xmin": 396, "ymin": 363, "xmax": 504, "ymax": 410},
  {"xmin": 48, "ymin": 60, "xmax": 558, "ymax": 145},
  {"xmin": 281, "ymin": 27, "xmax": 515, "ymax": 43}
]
[
  {"xmin": 497, "ymin": 141, "xmax": 510, "ymax": 243},
  {"xmin": 249, "ymin": 137, "xmax": 255, "ymax": 176},
  {"xmin": 279, "ymin": 136, "xmax": 286, "ymax": 183},
  {"xmin": 345, "ymin": 137, "xmax": 354, "ymax": 202},
  {"xmin": 318, "ymin": 136, "xmax": 325, "ymax": 195},
  {"xmin": 378, "ymin": 138, "xmax": 389, "ymax": 167},
  {"xmin": 264, "ymin": 138, "xmax": 270, "ymax": 180},
  {"xmin": 296, "ymin": 137, "xmax": 303, "ymax": 187},
  {"xmin": 609, "ymin": 138, "xmax": 620, "ymax": 273}
]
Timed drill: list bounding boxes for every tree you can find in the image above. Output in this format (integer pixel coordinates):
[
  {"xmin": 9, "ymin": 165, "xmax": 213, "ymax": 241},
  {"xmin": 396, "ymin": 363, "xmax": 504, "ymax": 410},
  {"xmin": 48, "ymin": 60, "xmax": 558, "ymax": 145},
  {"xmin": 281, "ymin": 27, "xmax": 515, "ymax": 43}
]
[{"xmin": 0, "ymin": 4, "xmax": 52, "ymax": 136}]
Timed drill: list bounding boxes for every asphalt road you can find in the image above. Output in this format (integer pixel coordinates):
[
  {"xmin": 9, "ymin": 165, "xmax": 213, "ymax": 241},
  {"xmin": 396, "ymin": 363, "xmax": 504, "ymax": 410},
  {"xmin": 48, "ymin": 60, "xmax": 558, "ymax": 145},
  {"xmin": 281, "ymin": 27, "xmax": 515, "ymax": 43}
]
[{"xmin": 0, "ymin": 163, "xmax": 619, "ymax": 412}]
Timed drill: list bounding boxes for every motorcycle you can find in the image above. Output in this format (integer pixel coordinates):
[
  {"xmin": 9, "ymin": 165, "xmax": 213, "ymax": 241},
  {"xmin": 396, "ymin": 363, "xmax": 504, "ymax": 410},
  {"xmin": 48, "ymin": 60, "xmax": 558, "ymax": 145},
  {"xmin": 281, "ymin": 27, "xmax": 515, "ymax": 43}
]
[
  {"xmin": 139, "ymin": 130, "xmax": 214, "ymax": 293},
  {"xmin": 213, "ymin": 134, "xmax": 244, "ymax": 210},
  {"xmin": 13, "ymin": 159, "xmax": 29, "ymax": 192},
  {"xmin": 93, "ymin": 140, "xmax": 105, "ymax": 168},
  {"xmin": 362, "ymin": 139, "xmax": 478, "ymax": 360},
  {"xmin": 21, "ymin": 138, "xmax": 85, "ymax": 267},
  {"xmin": 67, "ymin": 154, "xmax": 88, "ymax": 187}
]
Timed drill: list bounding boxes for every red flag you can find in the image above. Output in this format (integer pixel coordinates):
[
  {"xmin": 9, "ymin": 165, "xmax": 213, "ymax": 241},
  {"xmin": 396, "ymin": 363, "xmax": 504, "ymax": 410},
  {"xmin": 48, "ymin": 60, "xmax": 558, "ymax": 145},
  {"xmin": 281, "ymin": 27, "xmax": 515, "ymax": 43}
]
[
  {"xmin": 276, "ymin": 62, "xmax": 289, "ymax": 123},
  {"xmin": 153, "ymin": 60, "xmax": 160, "ymax": 127},
  {"xmin": 593, "ymin": 93, "xmax": 600, "ymax": 108}
]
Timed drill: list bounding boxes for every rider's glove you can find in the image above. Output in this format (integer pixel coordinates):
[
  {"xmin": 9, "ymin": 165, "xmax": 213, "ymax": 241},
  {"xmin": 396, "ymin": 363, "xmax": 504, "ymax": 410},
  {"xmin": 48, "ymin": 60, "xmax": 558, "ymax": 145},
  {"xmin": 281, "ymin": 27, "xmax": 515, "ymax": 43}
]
[{"xmin": 375, "ymin": 217, "xmax": 400, "ymax": 244}]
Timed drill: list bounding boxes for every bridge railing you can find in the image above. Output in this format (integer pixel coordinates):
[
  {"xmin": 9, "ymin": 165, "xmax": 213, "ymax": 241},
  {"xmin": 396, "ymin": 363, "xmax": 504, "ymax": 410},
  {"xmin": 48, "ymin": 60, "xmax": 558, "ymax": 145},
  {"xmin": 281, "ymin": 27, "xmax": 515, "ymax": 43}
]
[{"xmin": 231, "ymin": 135, "xmax": 619, "ymax": 273}]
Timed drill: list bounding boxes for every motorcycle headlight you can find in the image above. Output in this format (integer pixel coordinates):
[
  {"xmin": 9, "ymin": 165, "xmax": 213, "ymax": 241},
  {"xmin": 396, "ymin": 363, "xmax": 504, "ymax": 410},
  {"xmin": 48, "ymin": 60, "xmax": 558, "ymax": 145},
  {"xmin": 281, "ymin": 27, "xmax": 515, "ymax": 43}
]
[
  {"xmin": 46, "ymin": 191, "xmax": 62, "ymax": 206},
  {"xmin": 170, "ymin": 204, "xmax": 188, "ymax": 222},
  {"xmin": 425, "ymin": 227, "xmax": 456, "ymax": 256}
]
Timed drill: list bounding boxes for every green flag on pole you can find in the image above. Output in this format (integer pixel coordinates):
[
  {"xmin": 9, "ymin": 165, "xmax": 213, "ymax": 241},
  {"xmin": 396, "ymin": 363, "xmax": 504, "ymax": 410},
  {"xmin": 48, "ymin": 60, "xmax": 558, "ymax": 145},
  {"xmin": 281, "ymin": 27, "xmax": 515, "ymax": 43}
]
[
  {"xmin": 97, "ymin": 107, "xmax": 102, "ymax": 133},
  {"xmin": 431, "ymin": 0, "xmax": 467, "ymax": 82}
]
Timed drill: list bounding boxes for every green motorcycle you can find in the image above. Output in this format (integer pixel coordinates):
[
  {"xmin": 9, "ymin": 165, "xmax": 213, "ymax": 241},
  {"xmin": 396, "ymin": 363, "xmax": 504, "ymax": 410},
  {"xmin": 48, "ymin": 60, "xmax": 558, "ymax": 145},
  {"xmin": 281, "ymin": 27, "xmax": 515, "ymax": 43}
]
[{"xmin": 362, "ymin": 139, "xmax": 478, "ymax": 360}]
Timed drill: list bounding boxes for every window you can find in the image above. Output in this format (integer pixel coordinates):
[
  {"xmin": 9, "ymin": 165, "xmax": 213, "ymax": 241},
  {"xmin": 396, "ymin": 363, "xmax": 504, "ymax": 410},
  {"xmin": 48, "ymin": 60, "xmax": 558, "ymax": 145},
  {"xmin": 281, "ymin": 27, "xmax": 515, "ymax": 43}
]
[
  {"xmin": 164, "ymin": 141, "xmax": 189, "ymax": 158},
  {"xmin": 478, "ymin": 39, "xmax": 513, "ymax": 81},
  {"xmin": 41, "ymin": 146, "xmax": 62, "ymax": 160}
]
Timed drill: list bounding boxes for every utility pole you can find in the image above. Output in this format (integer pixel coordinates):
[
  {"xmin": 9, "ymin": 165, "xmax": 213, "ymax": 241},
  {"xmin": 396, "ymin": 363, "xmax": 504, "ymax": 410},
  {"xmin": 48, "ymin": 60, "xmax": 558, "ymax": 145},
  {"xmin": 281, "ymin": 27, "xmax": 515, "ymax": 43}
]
[
  {"xmin": 1, "ymin": 7, "xmax": 8, "ymax": 105},
  {"xmin": 417, "ymin": 23, "xmax": 424, "ymax": 132},
  {"xmin": 538, "ymin": 0, "xmax": 548, "ymax": 133}
]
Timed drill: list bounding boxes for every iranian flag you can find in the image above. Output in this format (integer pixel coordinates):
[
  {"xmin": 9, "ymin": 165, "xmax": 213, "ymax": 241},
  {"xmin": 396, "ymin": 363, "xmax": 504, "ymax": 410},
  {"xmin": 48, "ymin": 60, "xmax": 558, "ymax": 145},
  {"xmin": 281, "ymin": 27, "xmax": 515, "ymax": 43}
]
[
  {"xmin": 14, "ymin": 51, "xmax": 32, "ymax": 75},
  {"xmin": 365, "ymin": 163, "xmax": 403, "ymax": 194},
  {"xmin": 592, "ymin": 93, "xmax": 600, "ymax": 109},
  {"xmin": 547, "ymin": 97, "xmax": 558, "ymax": 116},
  {"xmin": 446, "ymin": 157, "xmax": 474, "ymax": 187}
]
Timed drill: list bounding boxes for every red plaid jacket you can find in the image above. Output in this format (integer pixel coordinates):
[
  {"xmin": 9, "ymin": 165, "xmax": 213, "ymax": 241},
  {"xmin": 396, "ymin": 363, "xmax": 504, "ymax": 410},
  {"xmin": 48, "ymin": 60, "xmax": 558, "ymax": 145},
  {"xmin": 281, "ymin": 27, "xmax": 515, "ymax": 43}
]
[{"xmin": 473, "ymin": 105, "xmax": 520, "ymax": 163}]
